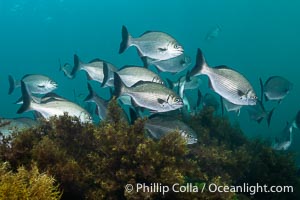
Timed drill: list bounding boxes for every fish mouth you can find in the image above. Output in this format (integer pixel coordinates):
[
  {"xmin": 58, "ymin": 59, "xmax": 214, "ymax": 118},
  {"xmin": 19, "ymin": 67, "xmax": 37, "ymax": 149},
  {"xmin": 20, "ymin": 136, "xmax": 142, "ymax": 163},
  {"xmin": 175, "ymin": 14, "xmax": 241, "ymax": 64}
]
[
  {"xmin": 51, "ymin": 81, "xmax": 58, "ymax": 87},
  {"xmin": 177, "ymin": 48, "xmax": 184, "ymax": 53}
]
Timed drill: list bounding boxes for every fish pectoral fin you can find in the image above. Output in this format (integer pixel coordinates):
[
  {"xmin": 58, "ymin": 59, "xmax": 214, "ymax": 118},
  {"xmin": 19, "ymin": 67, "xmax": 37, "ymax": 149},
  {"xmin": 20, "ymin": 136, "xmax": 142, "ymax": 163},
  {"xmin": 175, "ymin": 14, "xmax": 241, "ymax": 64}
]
[
  {"xmin": 157, "ymin": 98, "xmax": 167, "ymax": 105},
  {"xmin": 37, "ymin": 84, "xmax": 45, "ymax": 88},
  {"xmin": 237, "ymin": 90, "xmax": 245, "ymax": 97},
  {"xmin": 158, "ymin": 47, "xmax": 167, "ymax": 52}
]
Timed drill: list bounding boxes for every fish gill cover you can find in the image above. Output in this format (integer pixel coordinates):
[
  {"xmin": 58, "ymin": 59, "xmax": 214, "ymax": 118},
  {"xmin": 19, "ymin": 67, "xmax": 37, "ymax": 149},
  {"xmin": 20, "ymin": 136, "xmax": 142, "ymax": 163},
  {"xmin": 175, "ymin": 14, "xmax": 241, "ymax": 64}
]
[{"xmin": 0, "ymin": 0, "xmax": 300, "ymax": 199}]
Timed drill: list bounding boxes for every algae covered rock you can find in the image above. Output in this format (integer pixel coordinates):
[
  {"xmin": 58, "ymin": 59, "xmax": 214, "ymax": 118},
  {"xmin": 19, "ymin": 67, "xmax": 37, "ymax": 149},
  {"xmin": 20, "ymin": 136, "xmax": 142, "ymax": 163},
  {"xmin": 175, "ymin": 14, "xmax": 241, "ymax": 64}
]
[{"xmin": 0, "ymin": 100, "xmax": 299, "ymax": 199}]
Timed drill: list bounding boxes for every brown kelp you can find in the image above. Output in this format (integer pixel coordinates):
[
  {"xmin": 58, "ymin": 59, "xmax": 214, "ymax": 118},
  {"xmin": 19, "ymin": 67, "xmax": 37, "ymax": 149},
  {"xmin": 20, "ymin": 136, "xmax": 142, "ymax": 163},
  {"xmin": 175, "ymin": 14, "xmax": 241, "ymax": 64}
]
[
  {"xmin": 0, "ymin": 99, "xmax": 299, "ymax": 199},
  {"xmin": 0, "ymin": 162, "xmax": 61, "ymax": 200}
]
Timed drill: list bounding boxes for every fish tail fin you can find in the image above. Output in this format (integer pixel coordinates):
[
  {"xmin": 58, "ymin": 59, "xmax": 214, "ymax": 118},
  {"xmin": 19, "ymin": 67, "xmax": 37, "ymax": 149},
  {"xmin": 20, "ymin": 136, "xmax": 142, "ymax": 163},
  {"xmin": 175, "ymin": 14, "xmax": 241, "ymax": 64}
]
[
  {"xmin": 129, "ymin": 107, "xmax": 138, "ymax": 125},
  {"xmin": 59, "ymin": 58, "xmax": 74, "ymax": 79},
  {"xmin": 70, "ymin": 54, "xmax": 82, "ymax": 76},
  {"xmin": 113, "ymin": 72, "xmax": 127, "ymax": 97},
  {"xmin": 190, "ymin": 48, "xmax": 207, "ymax": 77},
  {"xmin": 17, "ymin": 81, "xmax": 32, "ymax": 114},
  {"xmin": 259, "ymin": 77, "xmax": 264, "ymax": 102},
  {"xmin": 8, "ymin": 75, "xmax": 16, "ymax": 95},
  {"xmin": 101, "ymin": 62, "xmax": 110, "ymax": 87},
  {"xmin": 220, "ymin": 97, "xmax": 224, "ymax": 116},
  {"xmin": 119, "ymin": 25, "xmax": 131, "ymax": 54},
  {"xmin": 196, "ymin": 89, "xmax": 202, "ymax": 108},
  {"xmin": 267, "ymin": 108, "xmax": 275, "ymax": 127},
  {"xmin": 84, "ymin": 83, "xmax": 95, "ymax": 102},
  {"xmin": 141, "ymin": 56, "xmax": 149, "ymax": 68}
]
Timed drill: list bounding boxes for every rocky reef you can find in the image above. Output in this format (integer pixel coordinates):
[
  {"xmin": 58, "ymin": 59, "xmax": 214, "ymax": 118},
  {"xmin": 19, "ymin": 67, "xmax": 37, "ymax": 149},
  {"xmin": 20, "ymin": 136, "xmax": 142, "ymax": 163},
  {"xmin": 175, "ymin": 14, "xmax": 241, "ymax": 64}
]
[{"xmin": 0, "ymin": 100, "xmax": 299, "ymax": 199}]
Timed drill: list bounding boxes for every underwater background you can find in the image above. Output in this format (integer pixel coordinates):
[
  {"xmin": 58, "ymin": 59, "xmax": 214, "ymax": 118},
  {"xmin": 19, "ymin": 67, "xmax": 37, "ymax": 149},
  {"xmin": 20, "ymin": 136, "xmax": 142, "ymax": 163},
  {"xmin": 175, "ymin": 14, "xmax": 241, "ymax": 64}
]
[
  {"xmin": 1, "ymin": 0, "xmax": 300, "ymax": 199},
  {"xmin": 1, "ymin": 0, "xmax": 300, "ymax": 158}
]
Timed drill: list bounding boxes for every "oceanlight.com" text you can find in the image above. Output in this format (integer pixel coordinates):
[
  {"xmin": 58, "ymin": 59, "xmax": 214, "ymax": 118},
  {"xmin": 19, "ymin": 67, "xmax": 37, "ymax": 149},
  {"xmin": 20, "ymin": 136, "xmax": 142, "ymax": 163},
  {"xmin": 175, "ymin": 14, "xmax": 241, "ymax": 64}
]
[{"xmin": 124, "ymin": 182, "xmax": 294, "ymax": 196}]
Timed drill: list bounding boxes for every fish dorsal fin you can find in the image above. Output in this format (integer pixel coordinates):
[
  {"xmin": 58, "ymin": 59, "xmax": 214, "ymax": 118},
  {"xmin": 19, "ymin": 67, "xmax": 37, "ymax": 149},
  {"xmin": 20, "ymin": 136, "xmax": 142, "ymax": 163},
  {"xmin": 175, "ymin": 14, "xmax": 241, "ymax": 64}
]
[
  {"xmin": 214, "ymin": 65, "xmax": 232, "ymax": 70},
  {"xmin": 119, "ymin": 65, "xmax": 141, "ymax": 70},
  {"xmin": 88, "ymin": 58, "xmax": 103, "ymax": 63},
  {"xmin": 21, "ymin": 74, "xmax": 33, "ymax": 79},
  {"xmin": 131, "ymin": 80, "xmax": 153, "ymax": 87},
  {"xmin": 140, "ymin": 31, "xmax": 154, "ymax": 36},
  {"xmin": 42, "ymin": 92, "xmax": 65, "ymax": 102},
  {"xmin": 42, "ymin": 92, "xmax": 63, "ymax": 99}
]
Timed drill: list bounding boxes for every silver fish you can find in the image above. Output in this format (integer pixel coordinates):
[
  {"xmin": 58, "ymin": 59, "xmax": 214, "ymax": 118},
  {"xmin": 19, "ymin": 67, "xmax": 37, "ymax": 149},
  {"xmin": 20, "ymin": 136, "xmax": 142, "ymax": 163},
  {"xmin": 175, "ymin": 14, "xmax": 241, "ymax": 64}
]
[
  {"xmin": 205, "ymin": 24, "xmax": 222, "ymax": 41},
  {"xmin": 142, "ymin": 53, "xmax": 191, "ymax": 73},
  {"xmin": 119, "ymin": 25, "xmax": 184, "ymax": 61},
  {"xmin": 84, "ymin": 83, "xmax": 108, "ymax": 121},
  {"xmin": 17, "ymin": 81, "xmax": 92, "ymax": 123},
  {"xmin": 113, "ymin": 65, "xmax": 164, "ymax": 87},
  {"xmin": 190, "ymin": 48, "xmax": 258, "ymax": 105},
  {"xmin": 8, "ymin": 74, "xmax": 57, "ymax": 95},
  {"xmin": 260, "ymin": 76, "xmax": 293, "ymax": 103},
  {"xmin": 145, "ymin": 115, "xmax": 197, "ymax": 145},
  {"xmin": 0, "ymin": 117, "xmax": 39, "ymax": 136},
  {"xmin": 167, "ymin": 75, "xmax": 202, "ymax": 100},
  {"xmin": 64, "ymin": 54, "xmax": 117, "ymax": 87},
  {"xmin": 114, "ymin": 73, "xmax": 183, "ymax": 113},
  {"xmin": 245, "ymin": 100, "xmax": 274, "ymax": 127},
  {"xmin": 272, "ymin": 122, "xmax": 293, "ymax": 151}
]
